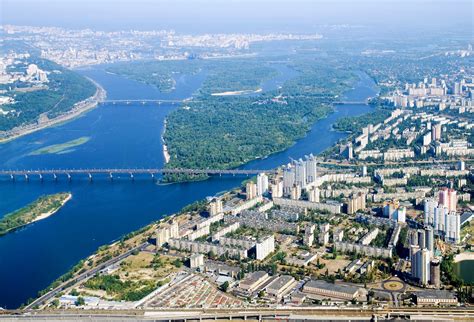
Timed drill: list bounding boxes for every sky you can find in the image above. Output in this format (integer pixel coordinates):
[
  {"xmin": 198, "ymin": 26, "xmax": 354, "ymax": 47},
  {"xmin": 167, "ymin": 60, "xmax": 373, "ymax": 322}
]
[{"xmin": 1, "ymin": 0, "xmax": 473, "ymax": 34}]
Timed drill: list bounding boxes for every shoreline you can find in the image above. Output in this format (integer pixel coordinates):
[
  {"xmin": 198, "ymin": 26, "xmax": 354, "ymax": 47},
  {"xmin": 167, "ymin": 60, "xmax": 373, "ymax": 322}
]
[
  {"xmin": 211, "ymin": 88, "xmax": 262, "ymax": 96},
  {"xmin": 162, "ymin": 119, "xmax": 170, "ymax": 164},
  {"xmin": 0, "ymin": 78, "xmax": 106, "ymax": 144},
  {"xmin": 454, "ymin": 252, "xmax": 474, "ymax": 263},
  {"xmin": 31, "ymin": 193, "xmax": 72, "ymax": 223},
  {"xmin": 163, "ymin": 144, "xmax": 170, "ymax": 164}
]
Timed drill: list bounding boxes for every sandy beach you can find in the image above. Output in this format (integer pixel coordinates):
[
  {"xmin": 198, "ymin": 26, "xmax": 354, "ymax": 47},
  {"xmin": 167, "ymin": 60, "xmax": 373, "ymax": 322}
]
[
  {"xmin": 31, "ymin": 193, "xmax": 72, "ymax": 223},
  {"xmin": 454, "ymin": 252, "xmax": 474, "ymax": 263},
  {"xmin": 163, "ymin": 144, "xmax": 170, "ymax": 164},
  {"xmin": 211, "ymin": 88, "xmax": 262, "ymax": 96}
]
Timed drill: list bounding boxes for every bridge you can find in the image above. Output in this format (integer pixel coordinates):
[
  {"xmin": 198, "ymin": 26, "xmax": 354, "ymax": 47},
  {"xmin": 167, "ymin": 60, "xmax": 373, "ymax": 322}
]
[
  {"xmin": 333, "ymin": 100, "xmax": 369, "ymax": 105},
  {"xmin": 100, "ymin": 99, "xmax": 187, "ymax": 105},
  {"xmin": 0, "ymin": 168, "xmax": 272, "ymax": 181}
]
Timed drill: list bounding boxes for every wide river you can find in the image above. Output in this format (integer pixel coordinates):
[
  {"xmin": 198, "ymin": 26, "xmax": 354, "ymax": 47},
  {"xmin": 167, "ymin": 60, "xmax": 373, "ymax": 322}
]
[{"xmin": 0, "ymin": 64, "xmax": 377, "ymax": 309}]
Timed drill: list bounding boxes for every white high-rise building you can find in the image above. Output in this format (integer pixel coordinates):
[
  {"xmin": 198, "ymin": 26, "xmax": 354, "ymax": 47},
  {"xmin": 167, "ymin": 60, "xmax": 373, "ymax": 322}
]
[
  {"xmin": 256, "ymin": 173, "xmax": 269, "ymax": 196},
  {"xmin": 424, "ymin": 198, "xmax": 438, "ymax": 226},
  {"xmin": 283, "ymin": 164, "xmax": 295, "ymax": 196},
  {"xmin": 397, "ymin": 206, "xmax": 406, "ymax": 223},
  {"xmin": 445, "ymin": 212, "xmax": 460, "ymax": 244},
  {"xmin": 208, "ymin": 198, "xmax": 223, "ymax": 216},
  {"xmin": 434, "ymin": 206, "xmax": 448, "ymax": 233},
  {"xmin": 271, "ymin": 181, "xmax": 284, "ymax": 198},
  {"xmin": 294, "ymin": 159, "xmax": 307, "ymax": 187},
  {"xmin": 418, "ymin": 248, "xmax": 431, "ymax": 285},
  {"xmin": 246, "ymin": 182, "xmax": 257, "ymax": 200},
  {"xmin": 305, "ymin": 154, "xmax": 318, "ymax": 184},
  {"xmin": 411, "ymin": 246, "xmax": 430, "ymax": 285},
  {"xmin": 433, "ymin": 206, "xmax": 460, "ymax": 244},
  {"xmin": 308, "ymin": 187, "xmax": 320, "ymax": 203}
]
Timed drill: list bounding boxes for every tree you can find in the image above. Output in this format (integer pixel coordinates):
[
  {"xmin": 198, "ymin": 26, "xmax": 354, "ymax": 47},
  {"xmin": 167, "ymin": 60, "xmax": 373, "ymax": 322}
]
[
  {"xmin": 220, "ymin": 281, "xmax": 229, "ymax": 292},
  {"xmin": 75, "ymin": 296, "xmax": 85, "ymax": 306},
  {"xmin": 173, "ymin": 259, "xmax": 183, "ymax": 268}
]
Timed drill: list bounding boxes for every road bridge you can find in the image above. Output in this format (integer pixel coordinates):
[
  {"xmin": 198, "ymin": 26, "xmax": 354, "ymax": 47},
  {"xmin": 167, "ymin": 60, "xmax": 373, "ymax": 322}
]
[
  {"xmin": 333, "ymin": 100, "xmax": 369, "ymax": 105},
  {"xmin": 100, "ymin": 99, "xmax": 187, "ymax": 105},
  {"xmin": 0, "ymin": 168, "xmax": 272, "ymax": 181}
]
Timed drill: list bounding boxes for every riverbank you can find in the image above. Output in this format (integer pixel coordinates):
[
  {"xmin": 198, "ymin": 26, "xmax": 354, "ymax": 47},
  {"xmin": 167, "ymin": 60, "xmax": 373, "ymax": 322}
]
[
  {"xmin": 211, "ymin": 88, "xmax": 262, "ymax": 96},
  {"xmin": 0, "ymin": 79, "xmax": 106, "ymax": 144},
  {"xmin": 31, "ymin": 193, "xmax": 72, "ymax": 223},
  {"xmin": 0, "ymin": 192, "xmax": 72, "ymax": 236},
  {"xmin": 0, "ymin": 65, "xmax": 378, "ymax": 309},
  {"xmin": 454, "ymin": 252, "xmax": 474, "ymax": 263}
]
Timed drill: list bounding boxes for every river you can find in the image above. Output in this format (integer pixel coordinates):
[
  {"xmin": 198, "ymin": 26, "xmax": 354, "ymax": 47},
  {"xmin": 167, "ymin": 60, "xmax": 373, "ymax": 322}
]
[
  {"xmin": 454, "ymin": 260, "xmax": 474, "ymax": 284},
  {"xmin": 0, "ymin": 63, "xmax": 377, "ymax": 309}
]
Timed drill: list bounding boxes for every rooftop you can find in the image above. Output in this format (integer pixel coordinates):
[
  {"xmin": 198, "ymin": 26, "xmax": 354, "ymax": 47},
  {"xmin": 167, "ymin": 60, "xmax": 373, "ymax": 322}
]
[{"xmin": 304, "ymin": 280, "xmax": 360, "ymax": 295}]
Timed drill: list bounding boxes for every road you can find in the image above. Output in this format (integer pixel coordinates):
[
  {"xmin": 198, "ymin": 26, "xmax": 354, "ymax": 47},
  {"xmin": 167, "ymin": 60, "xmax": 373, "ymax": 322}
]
[{"xmin": 24, "ymin": 242, "xmax": 149, "ymax": 310}]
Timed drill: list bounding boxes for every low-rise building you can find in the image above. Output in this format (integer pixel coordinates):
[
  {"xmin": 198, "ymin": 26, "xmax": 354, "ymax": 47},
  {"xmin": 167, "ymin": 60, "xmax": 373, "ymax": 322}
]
[
  {"xmin": 303, "ymin": 280, "xmax": 361, "ymax": 300},
  {"xmin": 266, "ymin": 275, "xmax": 296, "ymax": 298},
  {"xmin": 414, "ymin": 290, "xmax": 458, "ymax": 306},
  {"xmin": 238, "ymin": 271, "xmax": 270, "ymax": 294}
]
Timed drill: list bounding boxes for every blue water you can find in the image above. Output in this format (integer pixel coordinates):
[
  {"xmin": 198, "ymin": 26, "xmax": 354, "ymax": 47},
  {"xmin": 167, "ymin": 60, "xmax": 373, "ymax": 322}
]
[{"xmin": 0, "ymin": 65, "xmax": 377, "ymax": 309}]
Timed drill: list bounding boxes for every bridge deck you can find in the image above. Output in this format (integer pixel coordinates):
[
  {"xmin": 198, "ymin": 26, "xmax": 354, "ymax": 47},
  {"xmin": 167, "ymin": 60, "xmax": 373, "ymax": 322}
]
[{"xmin": 0, "ymin": 168, "xmax": 270, "ymax": 176}]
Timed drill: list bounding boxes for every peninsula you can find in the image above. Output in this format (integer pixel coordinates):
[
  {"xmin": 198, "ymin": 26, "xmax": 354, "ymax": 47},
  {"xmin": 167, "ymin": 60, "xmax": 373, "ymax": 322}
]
[{"xmin": 0, "ymin": 192, "xmax": 72, "ymax": 236}]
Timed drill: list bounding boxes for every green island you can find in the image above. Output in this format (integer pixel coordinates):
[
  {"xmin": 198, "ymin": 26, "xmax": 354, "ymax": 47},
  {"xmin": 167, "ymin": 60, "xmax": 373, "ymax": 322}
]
[
  {"xmin": 110, "ymin": 57, "xmax": 357, "ymax": 182},
  {"xmin": 164, "ymin": 58, "xmax": 356, "ymax": 182},
  {"xmin": 29, "ymin": 136, "xmax": 91, "ymax": 156},
  {"xmin": 105, "ymin": 60, "xmax": 201, "ymax": 93},
  {"xmin": 0, "ymin": 192, "xmax": 72, "ymax": 236}
]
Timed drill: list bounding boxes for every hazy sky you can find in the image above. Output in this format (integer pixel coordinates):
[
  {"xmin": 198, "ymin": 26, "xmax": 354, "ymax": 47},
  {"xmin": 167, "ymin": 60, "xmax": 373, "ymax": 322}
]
[{"xmin": 2, "ymin": 0, "xmax": 473, "ymax": 34}]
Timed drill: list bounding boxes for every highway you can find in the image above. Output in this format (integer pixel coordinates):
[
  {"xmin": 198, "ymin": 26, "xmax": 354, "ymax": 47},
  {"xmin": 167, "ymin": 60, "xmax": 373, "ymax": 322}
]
[{"xmin": 24, "ymin": 242, "xmax": 149, "ymax": 310}]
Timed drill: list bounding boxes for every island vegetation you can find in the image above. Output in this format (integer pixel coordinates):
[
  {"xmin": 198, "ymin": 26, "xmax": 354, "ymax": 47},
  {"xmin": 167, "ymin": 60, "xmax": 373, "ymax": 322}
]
[
  {"xmin": 106, "ymin": 60, "xmax": 201, "ymax": 93},
  {"xmin": 162, "ymin": 57, "xmax": 357, "ymax": 182},
  {"xmin": 29, "ymin": 136, "xmax": 91, "ymax": 155},
  {"xmin": 0, "ymin": 192, "xmax": 72, "ymax": 236}
]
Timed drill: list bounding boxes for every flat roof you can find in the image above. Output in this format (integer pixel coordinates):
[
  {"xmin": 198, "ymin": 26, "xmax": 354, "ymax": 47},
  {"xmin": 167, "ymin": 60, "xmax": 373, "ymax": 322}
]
[
  {"xmin": 241, "ymin": 271, "xmax": 268, "ymax": 286},
  {"xmin": 304, "ymin": 280, "xmax": 360, "ymax": 295},
  {"xmin": 415, "ymin": 290, "xmax": 457, "ymax": 300},
  {"xmin": 267, "ymin": 275, "xmax": 294, "ymax": 291}
]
